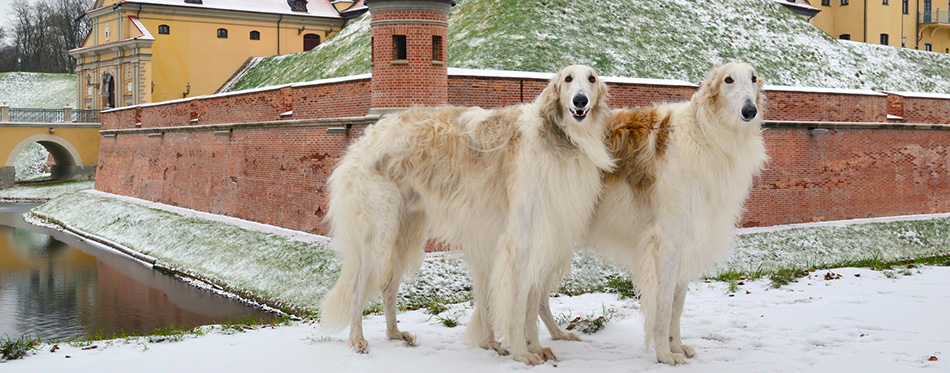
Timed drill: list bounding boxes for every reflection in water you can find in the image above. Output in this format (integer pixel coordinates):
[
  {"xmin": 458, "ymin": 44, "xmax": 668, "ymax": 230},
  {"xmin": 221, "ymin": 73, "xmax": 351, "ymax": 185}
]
[{"xmin": 0, "ymin": 203, "xmax": 274, "ymax": 340}]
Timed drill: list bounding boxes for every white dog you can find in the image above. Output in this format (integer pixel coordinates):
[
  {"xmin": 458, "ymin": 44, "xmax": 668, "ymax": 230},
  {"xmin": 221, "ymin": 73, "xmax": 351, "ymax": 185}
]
[
  {"xmin": 319, "ymin": 65, "xmax": 614, "ymax": 365},
  {"xmin": 537, "ymin": 62, "xmax": 768, "ymax": 365}
]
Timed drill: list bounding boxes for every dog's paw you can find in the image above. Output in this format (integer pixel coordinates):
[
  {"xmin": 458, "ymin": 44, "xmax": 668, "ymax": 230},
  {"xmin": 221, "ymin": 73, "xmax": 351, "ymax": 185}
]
[
  {"xmin": 349, "ymin": 338, "xmax": 369, "ymax": 354},
  {"xmin": 514, "ymin": 353, "xmax": 544, "ymax": 365},
  {"xmin": 672, "ymin": 343, "xmax": 696, "ymax": 358},
  {"xmin": 551, "ymin": 330, "xmax": 582, "ymax": 341},
  {"xmin": 479, "ymin": 339, "xmax": 509, "ymax": 356},
  {"xmin": 536, "ymin": 347, "xmax": 557, "ymax": 362},
  {"xmin": 656, "ymin": 351, "xmax": 687, "ymax": 366},
  {"xmin": 388, "ymin": 330, "xmax": 416, "ymax": 346}
]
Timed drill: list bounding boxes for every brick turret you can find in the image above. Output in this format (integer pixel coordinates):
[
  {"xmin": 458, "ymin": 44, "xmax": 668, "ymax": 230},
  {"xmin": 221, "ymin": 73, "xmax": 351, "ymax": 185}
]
[{"xmin": 365, "ymin": 0, "xmax": 455, "ymax": 113}]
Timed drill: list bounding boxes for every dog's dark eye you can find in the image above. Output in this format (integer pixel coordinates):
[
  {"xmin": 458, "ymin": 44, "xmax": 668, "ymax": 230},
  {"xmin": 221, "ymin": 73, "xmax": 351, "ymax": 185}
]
[
  {"xmin": 588, "ymin": 75, "xmax": 596, "ymax": 83},
  {"xmin": 725, "ymin": 77, "xmax": 734, "ymax": 84},
  {"xmin": 751, "ymin": 75, "xmax": 757, "ymax": 83},
  {"xmin": 565, "ymin": 75, "xmax": 573, "ymax": 83}
]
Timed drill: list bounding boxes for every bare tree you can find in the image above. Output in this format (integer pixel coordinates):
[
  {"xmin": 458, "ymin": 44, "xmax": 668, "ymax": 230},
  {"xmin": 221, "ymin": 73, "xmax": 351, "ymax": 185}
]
[{"xmin": 3, "ymin": 0, "xmax": 92, "ymax": 73}]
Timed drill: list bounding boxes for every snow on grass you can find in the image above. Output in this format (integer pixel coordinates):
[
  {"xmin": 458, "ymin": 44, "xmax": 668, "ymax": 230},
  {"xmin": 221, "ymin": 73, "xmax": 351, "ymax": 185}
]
[
  {"xmin": 29, "ymin": 190, "xmax": 341, "ymax": 315},
  {"xmin": 12, "ymin": 143, "xmax": 51, "ymax": 182},
  {"xmin": 0, "ymin": 180, "xmax": 94, "ymax": 202},
  {"xmin": 222, "ymin": 0, "xmax": 950, "ymax": 94},
  {"xmin": 3, "ymin": 266, "xmax": 948, "ymax": 371},
  {"xmin": 0, "ymin": 72, "xmax": 77, "ymax": 109},
  {"xmin": 720, "ymin": 218, "xmax": 950, "ymax": 276}
]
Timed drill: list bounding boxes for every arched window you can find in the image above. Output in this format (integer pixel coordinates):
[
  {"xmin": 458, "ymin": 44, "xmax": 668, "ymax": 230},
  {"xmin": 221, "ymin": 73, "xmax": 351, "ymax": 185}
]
[
  {"xmin": 250, "ymin": 30, "xmax": 261, "ymax": 40},
  {"xmin": 303, "ymin": 33, "xmax": 320, "ymax": 51},
  {"xmin": 158, "ymin": 24, "xmax": 170, "ymax": 34},
  {"xmin": 217, "ymin": 28, "xmax": 228, "ymax": 38}
]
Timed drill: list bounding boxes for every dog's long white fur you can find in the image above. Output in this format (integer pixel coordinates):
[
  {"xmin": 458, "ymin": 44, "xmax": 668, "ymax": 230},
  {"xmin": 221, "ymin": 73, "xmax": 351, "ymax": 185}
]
[
  {"xmin": 320, "ymin": 65, "xmax": 613, "ymax": 365},
  {"xmin": 539, "ymin": 62, "xmax": 768, "ymax": 365}
]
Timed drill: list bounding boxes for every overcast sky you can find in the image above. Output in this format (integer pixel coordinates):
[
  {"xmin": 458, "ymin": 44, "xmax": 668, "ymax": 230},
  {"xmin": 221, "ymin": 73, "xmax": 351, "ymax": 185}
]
[{"xmin": 0, "ymin": 0, "xmax": 21, "ymax": 30}]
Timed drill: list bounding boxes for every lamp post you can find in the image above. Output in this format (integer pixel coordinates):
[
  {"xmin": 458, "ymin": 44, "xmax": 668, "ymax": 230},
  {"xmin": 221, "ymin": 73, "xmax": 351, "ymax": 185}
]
[{"xmin": 17, "ymin": 57, "xmax": 22, "ymax": 72}]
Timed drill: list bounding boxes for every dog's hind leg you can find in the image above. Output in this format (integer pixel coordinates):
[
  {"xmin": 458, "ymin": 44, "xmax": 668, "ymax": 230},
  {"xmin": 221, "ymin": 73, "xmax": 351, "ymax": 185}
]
[
  {"xmin": 467, "ymin": 274, "xmax": 509, "ymax": 355},
  {"xmin": 539, "ymin": 294, "xmax": 581, "ymax": 341},
  {"xmin": 382, "ymin": 210, "xmax": 426, "ymax": 346},
  {"xmin": 669, "ymin": 282, "xmax": 696, "ymax": 358},
  {"xmin": 652, "ymin": 237, "xmax": 687, "ymax": 366},
  {"xmin": 526, "ymin": 287, "xmax": 557, "ymax": 362}
]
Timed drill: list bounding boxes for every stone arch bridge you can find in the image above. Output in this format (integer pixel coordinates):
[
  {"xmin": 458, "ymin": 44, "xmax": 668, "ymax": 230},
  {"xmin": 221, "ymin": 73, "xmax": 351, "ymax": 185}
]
[{"xmin": 0, "ymin": 123, "xmax": 100, "ymax": 188}]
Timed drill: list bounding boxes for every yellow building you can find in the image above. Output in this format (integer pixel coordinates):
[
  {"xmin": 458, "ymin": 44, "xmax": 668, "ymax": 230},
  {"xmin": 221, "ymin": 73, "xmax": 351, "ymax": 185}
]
[
  {"xmin": 812, "ymin": 0, "xmax": 950, "ymax": 52},
  {"xmin": 69, "ymin": 0, "xmax": 366, "ymax": 110}
]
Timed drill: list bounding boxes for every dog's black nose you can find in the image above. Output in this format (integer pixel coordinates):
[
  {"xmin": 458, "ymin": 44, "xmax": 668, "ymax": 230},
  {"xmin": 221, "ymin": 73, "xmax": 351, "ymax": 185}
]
[
  {"xmin": 572, "ymin": 94, "xmax": 589, "ymax": 109},
  {"xmin": 741, "ymin": 102, "xmax": 757, "ymax": 122}
]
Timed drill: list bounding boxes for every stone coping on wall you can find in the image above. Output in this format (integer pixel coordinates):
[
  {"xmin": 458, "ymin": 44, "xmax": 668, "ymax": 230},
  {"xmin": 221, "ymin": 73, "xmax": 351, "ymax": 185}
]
[
  {"xmin": 98, "ymin": 115, "xmax": 380, "ymax": 135},
  {"xmin": 763, "ymin": 85, "xmax": 887, "ymax": 96},
  {"xmin": 883, "ymin": 91, "xmax": 950, "ymax": 100},
  {"xmin": 765, "ymin": 120, "xmax": 950, "ymax": 130}
]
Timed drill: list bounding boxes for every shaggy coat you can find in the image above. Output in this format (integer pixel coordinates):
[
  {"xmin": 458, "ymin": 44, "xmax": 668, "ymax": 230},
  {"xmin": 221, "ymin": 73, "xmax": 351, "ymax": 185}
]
[
  {"xmin": 319, "ymin": 65, "xmax": 614, "ymax": 365},
  {"xmin": 540, "ymin": 62, "xmax": 769, "ymax": 365}
]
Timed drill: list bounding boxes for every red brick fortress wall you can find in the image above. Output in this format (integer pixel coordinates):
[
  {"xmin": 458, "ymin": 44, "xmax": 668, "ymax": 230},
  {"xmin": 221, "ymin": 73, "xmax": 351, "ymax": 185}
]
[
  {"xmin": 744, "ymin": 124, "xmax": 950, "ymax": 227},
  {"xmin": 95, "ymin": 71, "xmax": 950, "ymax": 235}
]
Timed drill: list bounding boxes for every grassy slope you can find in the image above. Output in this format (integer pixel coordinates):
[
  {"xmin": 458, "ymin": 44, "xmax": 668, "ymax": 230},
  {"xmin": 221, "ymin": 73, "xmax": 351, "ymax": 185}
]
[
  {"xmin": 0, "ymin": 180, "xmax": 94, "ymax": 201},
  {"xmin": 225, "ymin": 0, "xmax": 950, "ymax": 93},
  {"xmin": 0, "ymin": 72, "xmax": 77, "ymax": 109}
]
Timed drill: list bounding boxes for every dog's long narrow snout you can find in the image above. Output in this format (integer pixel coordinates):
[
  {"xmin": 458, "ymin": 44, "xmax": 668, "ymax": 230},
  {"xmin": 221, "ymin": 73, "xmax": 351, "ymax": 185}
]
[{"xmin": 741, "ymin": 99, "xmax": 757, "ymax": 122}]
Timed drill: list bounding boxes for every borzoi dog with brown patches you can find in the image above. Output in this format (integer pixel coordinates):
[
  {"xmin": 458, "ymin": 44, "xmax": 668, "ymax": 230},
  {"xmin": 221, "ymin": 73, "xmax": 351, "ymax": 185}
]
[
  {"xmin": 319, "ymin": 65, "xmax": 613, "ymax": 365},
  {"xmin": 539, "ymin": 62, "xmax": 768, "ymax": 365}
]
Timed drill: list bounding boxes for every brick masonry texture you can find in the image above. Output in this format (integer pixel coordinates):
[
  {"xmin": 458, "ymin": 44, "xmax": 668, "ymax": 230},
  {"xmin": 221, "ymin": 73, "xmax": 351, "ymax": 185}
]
[{"xmin": 97, "ymin": 76, "xmax": 950, "ymax": 236}]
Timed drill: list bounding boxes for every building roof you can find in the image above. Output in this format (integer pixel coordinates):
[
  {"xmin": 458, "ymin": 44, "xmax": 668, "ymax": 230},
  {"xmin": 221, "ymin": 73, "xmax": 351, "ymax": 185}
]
[
  {"xmin": 775, "ymin": 0, "xmax": 818, "ymax": 10},
  {"xmin": 128, "ymin": 16, "xmax": 155, "ymax": 41},
  {"xmin": 111, "ymin": 0, "xmax": 347, "ymax": 19}
]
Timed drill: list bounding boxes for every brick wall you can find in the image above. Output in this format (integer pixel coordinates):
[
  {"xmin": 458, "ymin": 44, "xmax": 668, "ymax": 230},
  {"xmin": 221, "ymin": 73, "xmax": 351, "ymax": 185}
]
[
  {"xmin": 97, "ymin": 72, "xmax": 950, "ymax": 236},
  {"xmin": 744, "ymin": 125, "xmax": 950, "ymax": 227},
  {"xmin": 901, "ymin": 96, "xmax": 950, "ymax": 124}
]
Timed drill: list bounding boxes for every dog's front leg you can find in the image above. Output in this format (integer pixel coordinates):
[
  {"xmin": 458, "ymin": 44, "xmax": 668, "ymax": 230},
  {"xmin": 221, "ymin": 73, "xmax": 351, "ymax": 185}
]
[
  {"xmin": 669, "ymin": 282, "xmax": 696, "ymax": 358},
  {"xmin": 653, "ymin": 239, "xmax": 687, "ymax": 366}
]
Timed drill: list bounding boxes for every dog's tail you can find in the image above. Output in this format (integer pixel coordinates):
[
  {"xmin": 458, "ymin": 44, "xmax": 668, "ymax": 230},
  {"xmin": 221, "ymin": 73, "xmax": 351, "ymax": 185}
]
[{"xmin": 319, "ymin": 160, "xmax": 402, "ymax": 333}]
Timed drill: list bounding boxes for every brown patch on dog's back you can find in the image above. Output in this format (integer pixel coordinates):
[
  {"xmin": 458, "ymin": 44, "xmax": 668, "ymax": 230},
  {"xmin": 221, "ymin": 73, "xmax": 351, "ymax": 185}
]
[
  {"xmin": 604, "ymin": 107, "xmax": 670, "ymax": 191},
  {"xmin": 469, "ymin": 107, "xmax": 522, "ymax": 153}
]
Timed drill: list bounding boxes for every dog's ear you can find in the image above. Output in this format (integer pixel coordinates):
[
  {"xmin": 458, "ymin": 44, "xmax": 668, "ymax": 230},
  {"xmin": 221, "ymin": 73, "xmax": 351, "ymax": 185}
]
[
  {"xmin": 538, "ymin": 69, "xmax": 564, "ymax": 130},
  {"xmin": 693, "ymin": 65, "xmax": 723, "ymax": 106},
  {"xmin": 593, "ymin": 73, "xmax": 610, "ymax": 115}
]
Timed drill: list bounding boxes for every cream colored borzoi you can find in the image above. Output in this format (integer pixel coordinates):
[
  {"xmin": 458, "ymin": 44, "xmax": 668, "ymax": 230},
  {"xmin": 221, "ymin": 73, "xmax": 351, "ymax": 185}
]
[
  {"xmin": 319, "ymin": 65, "xmax": 614, "ymax": 365},
  {"xmin": 537, "ymin": 62, "xmax": 768, "ymax": 365}
]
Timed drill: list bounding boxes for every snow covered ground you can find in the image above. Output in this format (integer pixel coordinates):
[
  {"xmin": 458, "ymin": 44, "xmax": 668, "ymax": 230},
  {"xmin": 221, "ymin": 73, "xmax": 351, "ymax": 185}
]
[
  {"xmin": 0, "ymin": 72, "xmax": 77, "ymax": 109},
  {"xmin": 3, "ymin": 266, "xmax": 946, "ymax": 372}
]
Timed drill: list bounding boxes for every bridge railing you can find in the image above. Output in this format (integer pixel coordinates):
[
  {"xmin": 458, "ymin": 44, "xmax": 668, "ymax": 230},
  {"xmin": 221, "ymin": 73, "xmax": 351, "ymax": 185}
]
[{"xmin": 0, "ymin": 105, "xmax": 99, "ymax": 123}]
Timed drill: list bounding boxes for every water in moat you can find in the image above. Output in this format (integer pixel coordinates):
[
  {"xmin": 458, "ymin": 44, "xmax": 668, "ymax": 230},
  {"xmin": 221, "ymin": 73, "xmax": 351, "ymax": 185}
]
[{"xmin": 0, "ymin": 203, "xmax": 276, "ymax": 340}]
